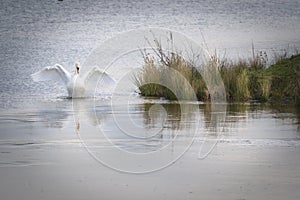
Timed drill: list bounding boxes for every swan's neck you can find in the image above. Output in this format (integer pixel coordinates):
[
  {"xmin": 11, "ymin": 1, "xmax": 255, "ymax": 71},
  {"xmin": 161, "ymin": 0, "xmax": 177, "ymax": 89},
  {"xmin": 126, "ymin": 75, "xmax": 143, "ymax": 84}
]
[{"xmin": 73, "ymin": 74, "xmax": 79, "ymax": 79}]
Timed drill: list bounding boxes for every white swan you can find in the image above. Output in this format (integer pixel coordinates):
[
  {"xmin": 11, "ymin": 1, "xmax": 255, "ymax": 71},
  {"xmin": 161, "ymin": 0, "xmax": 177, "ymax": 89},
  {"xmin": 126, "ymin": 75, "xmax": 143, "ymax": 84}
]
[{"xmin": 31, "ymin": 63, "xmax": 115, "ymax": 98}]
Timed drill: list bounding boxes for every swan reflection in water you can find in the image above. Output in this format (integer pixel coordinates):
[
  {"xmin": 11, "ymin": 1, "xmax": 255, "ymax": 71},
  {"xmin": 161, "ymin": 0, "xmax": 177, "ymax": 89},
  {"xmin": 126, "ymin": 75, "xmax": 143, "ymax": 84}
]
[
  {"xmin": 30, "ymin": 98, "xmax": 227, "ymax": 154},
  {"xmin": 30, "ymin": 98, "xmax": 110, "ymax": 129},
  {"xmin": 29, "ymin": 98, "xmax": 300, "ymax": 157}
]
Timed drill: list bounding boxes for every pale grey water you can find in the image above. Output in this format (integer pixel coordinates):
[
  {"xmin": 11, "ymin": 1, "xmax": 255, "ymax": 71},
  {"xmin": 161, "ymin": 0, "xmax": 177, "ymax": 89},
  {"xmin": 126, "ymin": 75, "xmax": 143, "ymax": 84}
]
[
  {"xmin": 0, "ymin": 99, "xmax": 299, "ymax": 199},
  {"xmin": 1, "ymin": 0, "xmax": 300, "ymax": 199}
]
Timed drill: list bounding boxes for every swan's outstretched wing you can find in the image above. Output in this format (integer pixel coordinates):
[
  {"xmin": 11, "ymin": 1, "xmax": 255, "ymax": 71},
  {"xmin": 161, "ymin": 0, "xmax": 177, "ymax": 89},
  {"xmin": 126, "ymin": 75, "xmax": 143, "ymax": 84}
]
[
  {"xmin": 83, "ymin": 66, "xmax": 116, "ymax": 94},
  {"xmin": 31, "ymin": 64, "xmax": 72, "ymax": 85}
]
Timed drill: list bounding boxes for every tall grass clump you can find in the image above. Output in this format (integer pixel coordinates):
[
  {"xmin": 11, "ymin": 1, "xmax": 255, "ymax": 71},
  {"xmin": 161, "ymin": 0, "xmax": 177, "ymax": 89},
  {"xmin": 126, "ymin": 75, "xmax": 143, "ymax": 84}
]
[
  {"xmin": 248, "ymin": 48, "xmax": 271, "ymax": 102},
  {"xmin": 219, "ymin": 60, "xmax": 251, "ymax": 101},
  {"xmin": 134, "ymin": 34, "xmax": 300, "ymax": 103},
  {"xmin": 134, "ymin": 36, "xmax": 207, "ymax": 101},
  {"xmin": 218, "ymin": 48, "xmax": 269, "ymax": 102}
]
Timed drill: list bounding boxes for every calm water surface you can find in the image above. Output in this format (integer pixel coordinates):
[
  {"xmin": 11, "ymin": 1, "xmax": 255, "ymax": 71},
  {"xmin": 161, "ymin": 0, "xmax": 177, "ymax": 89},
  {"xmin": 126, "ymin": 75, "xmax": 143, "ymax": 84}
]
[
  {"xmin": 0, "ymin": 98, "xmax": 299, "ymax": 166},
  {"xmin": 0, "ymin": 98, "xmax": 299, "ymax": 199}
]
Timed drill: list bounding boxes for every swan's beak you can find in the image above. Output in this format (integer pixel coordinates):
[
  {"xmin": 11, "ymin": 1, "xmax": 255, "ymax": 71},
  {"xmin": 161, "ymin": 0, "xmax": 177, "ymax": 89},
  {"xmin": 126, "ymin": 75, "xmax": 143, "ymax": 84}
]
[{"xmin": 76, "ymin": 67, "xmax": 80, "ymax": 74}]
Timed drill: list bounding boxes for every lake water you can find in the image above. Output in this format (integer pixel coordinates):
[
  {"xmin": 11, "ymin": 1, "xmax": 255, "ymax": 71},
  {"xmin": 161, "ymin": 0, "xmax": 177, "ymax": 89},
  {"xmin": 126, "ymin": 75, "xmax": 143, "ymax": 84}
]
[
  {"xmin": 1, "ymin": 0, "xmax": 300, "ymax": 199},
  {"xmin": 0, "ymin": 98, "xmax": 299, "ymax": 199}
]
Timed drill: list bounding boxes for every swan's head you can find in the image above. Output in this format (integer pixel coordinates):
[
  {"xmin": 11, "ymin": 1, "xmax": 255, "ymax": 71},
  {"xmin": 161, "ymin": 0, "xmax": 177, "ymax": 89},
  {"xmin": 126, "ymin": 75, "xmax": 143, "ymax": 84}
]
[{"xmin": 75, "ymin": 62, "xmax": 80, "ymax": 74}]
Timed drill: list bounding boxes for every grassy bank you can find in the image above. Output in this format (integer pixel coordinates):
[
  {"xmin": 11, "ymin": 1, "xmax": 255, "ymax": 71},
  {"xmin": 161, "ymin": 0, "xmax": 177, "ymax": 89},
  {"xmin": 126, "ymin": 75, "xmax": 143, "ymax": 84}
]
[{"xmin": 134, "ymin": 40, "xmax": 300, "ymax": 104}]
